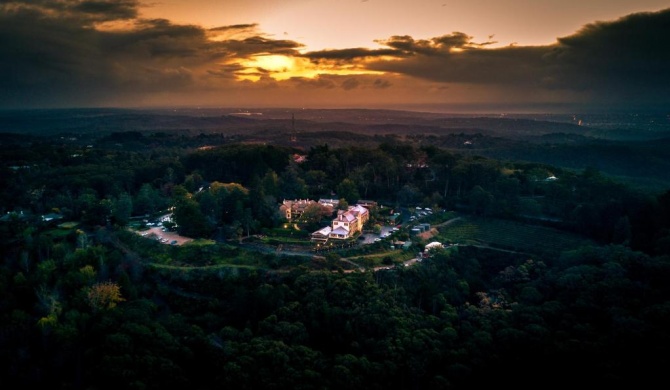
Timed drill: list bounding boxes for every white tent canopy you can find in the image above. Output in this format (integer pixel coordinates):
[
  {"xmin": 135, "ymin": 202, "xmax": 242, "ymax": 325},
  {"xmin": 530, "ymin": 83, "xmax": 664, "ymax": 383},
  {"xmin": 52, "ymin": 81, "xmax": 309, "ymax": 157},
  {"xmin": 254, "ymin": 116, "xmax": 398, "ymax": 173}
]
[{"xmin": 425, "ymin": 241, "xmax": 444, "ymax": 251}]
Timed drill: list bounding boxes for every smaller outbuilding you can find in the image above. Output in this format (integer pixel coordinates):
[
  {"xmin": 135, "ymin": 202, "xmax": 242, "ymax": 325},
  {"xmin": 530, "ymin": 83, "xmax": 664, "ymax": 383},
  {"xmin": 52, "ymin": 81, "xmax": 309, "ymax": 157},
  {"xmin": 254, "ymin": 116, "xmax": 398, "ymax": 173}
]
[
  {"xmin": 424, "ymin": 241, "xmax": 444, "ymax": 251},
  {"xmin": 311, "ymin": 226, "xmax": 332, "ymax": 243}
]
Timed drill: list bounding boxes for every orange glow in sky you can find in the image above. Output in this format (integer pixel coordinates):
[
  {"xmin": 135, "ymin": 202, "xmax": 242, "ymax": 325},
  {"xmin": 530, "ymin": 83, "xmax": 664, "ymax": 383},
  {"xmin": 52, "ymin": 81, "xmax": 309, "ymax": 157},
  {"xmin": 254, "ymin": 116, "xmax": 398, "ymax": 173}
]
[
  {"xmin": 235, "ymin": 54, "xmax": 384, "ymax": 81},
  {"xmin": 2, "ymin": 0, "xmax": 669, "ymax": 110},
  {"xmin": 139, "ymin": 0, "xmax": 670, "ymax": 51}
]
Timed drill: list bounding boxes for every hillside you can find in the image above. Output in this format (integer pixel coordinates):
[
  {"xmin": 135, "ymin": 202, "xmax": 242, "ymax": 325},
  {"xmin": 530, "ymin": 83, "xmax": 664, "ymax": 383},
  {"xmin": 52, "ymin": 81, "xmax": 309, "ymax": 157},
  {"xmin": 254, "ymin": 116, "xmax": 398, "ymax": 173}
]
[{"xmin": 3, "ymin": 108, "xmax": 670, "ymax": 192}]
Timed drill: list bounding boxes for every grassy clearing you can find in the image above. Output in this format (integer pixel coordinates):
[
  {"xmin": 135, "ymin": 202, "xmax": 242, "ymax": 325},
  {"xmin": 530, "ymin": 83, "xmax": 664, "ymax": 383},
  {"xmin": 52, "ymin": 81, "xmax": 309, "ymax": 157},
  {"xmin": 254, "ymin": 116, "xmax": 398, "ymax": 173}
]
[
  {"xmin": 44, "ymin": 228, "xmax": 73, "ymax": 239},
  {"xmin": 345, "ymin": 249, "xmax": 416, "ymax": 267},
  {"xmin": 435, "ymin": 216, "xmax": 594, "ymax": 256},
  {"xmin": 57, "ymin": 221, "xmax": 80, "ymax": 229},
  {"xmin": 149, "ymin": 263, "xmax": 258, "ymax": 271},
  {"xmin": 184, "ymin": 238, "xmax": 217, "ymax": 246}
]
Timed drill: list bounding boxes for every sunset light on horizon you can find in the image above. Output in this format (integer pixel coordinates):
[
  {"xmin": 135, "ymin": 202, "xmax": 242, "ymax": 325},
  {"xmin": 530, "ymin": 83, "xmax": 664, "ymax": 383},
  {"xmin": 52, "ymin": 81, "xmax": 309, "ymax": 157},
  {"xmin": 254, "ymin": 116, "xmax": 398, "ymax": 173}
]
[{"xmin": 1, "ymin": 0, "xmax": 669, "ymax": 112}]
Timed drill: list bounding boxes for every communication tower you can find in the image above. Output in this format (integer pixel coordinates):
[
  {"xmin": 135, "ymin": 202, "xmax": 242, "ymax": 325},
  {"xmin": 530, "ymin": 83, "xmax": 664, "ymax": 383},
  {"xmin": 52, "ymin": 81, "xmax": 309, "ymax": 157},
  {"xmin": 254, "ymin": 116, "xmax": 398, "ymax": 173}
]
[{"xmin": 290, "ymin": 113, "xmax": 297, "ymax": 142}]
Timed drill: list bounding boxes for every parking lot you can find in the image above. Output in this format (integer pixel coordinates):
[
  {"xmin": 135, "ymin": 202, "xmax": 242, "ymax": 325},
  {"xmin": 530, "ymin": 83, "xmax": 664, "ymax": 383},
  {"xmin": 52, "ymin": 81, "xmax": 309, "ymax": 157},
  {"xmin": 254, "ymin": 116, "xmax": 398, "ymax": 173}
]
[
  {"xmin": 359, "ymin": 225, "xmax": 398, "ymax": 244},
  {"xmin": 139, "ymin": 226, "xmax": 193, "ymax": 246}
]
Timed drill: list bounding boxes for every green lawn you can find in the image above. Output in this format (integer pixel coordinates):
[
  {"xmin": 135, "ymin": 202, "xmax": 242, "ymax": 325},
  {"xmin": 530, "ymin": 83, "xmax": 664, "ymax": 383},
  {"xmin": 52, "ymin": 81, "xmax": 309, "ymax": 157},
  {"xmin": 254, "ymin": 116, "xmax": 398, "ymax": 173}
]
[
  {"xmin": 435, "ymin": 216, "xmax": 594, "ymax": 257},
  {"xmin": 344, "ymin": 249, "xmax": 416, "ymax": 268}
]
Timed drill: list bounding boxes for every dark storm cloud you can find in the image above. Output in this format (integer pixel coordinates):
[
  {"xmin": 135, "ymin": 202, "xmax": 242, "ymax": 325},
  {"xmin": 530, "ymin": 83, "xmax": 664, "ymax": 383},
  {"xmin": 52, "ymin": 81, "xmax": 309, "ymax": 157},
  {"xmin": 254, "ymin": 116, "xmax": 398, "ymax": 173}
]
[
  {"xmin": 368, "ymin": 34, "xmax": 548, "ymax": 85},
  {"xmin": 0, "ymin": 4, "xmax": 106, "ymax": 86},
  {"xmin": 1, "ymin": 0, "xmax": 668, "ymax": 110},
  {"xmin": 546, "ymin": 9, "xmax": 670, "ymax": 94},
  {"xmin": 302, "ymin": 47, "xmax": 404, "ymax": 61},
  {"xmin": 225, "ymin": 36, "xmax": 303, "ymax": 57},
  {"xmin": 209, "ymin": 23, "xmax": 258, "ymax": 32},
  {"xmin": 379, "ymin": 32, "xmax": 476, "ymax": 54},
  {"xmin": 372, "ymin": 32, "xmax": 495, "ymax": 56},
  {"xmin": 3, "ymin": 0, "xmax": 139, "ymax": 23},
  {"xmin": 0, "ymin": 0, "xmax": 303, "ymax": 107},
  {"xmin": 208, "ymin": 64, "xmax": 247, "ymax": 79},
  {"xmin": 104, "ymin": 19, "xmax": 208, "ymax": 59},
  {"xmin": 388, "ymin": 47, "xmax": 547, "ymax": 85},
  {"xmin": 206, "ymin": 24, "xmax": 304, "ymax": 59},
  {"xmin": 107, "ymin": 19, "xmax": 297, "ymax": 64},
  {"xmin": 73, "ymin": 0, "xmax": 139, "ymax": 21},
  {"xmin": 367, "ymin": 8, "xmax": 670, "ymax": 107}
]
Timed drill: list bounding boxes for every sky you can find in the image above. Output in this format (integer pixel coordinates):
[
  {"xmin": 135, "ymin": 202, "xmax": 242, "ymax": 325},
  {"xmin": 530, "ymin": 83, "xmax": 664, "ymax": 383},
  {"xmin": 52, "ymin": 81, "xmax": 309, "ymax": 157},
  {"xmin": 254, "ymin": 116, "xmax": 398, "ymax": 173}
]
[{"xmin": 1, "ymin": 0, "xmax": 669, "ymax": 113}]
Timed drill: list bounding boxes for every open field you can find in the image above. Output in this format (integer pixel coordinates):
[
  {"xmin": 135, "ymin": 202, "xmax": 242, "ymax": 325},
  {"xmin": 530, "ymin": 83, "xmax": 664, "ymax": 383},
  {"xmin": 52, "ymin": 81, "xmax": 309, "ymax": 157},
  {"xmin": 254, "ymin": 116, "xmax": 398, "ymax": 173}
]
[{"xmin": 433, "ymin": 216, "xmax": 595, "ymax": 257}]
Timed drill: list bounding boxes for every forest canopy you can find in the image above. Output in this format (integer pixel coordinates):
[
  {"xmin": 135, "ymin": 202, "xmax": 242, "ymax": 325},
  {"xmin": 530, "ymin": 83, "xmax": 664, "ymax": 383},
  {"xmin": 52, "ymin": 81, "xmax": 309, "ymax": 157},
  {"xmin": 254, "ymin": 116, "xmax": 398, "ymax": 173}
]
[{"xmin": 2, "ymin": 123, "xmax": 670, "ymax": 389}]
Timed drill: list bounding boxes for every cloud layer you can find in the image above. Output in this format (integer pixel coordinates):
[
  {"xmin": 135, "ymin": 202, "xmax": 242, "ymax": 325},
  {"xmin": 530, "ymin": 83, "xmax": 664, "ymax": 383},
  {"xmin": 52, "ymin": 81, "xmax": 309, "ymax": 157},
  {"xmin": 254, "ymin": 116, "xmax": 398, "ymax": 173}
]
[{"xmin": 1, "ymin": 0, "xmax": 668, "ymax": 111}]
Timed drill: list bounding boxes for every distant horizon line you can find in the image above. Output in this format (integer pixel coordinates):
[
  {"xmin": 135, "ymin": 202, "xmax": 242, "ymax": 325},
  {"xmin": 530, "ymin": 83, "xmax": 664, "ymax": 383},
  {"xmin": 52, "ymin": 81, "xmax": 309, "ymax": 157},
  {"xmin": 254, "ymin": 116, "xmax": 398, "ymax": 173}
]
[{"xmin": 1, "ymin": 104, "xmax": 667, "ymax": 116}]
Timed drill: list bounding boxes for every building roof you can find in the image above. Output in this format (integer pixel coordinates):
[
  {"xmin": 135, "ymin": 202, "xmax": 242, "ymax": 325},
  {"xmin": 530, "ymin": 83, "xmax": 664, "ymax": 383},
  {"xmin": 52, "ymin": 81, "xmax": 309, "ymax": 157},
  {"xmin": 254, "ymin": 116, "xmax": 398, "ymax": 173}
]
[
  {"xmin": 350, "ymin": 204, "xmax": 368, "ymax": 214},
  {"xmin": 282, "ymin": 199, "xmax": 317, "ymax": 213},
  {"xmin": 331, "ymin": 227, "xmax": 350, "ymax": 236},
  {"xmin": 312, "ymin": 226, "xmax": 332, "ymax": 236},
  {"xmin": 337, "ymin": 212, "xmax": 356, "ymax": 222},
  {"xmin": 356, "ymin": 200, "xmax": 377, "ymax": 207},
  {"xmin": 42, "ymin": 213, "xmax": 64, "ymax": 222},
  {"xmin": 318, "ymin": 198, "xmax": 339, "ymax": 207}
]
